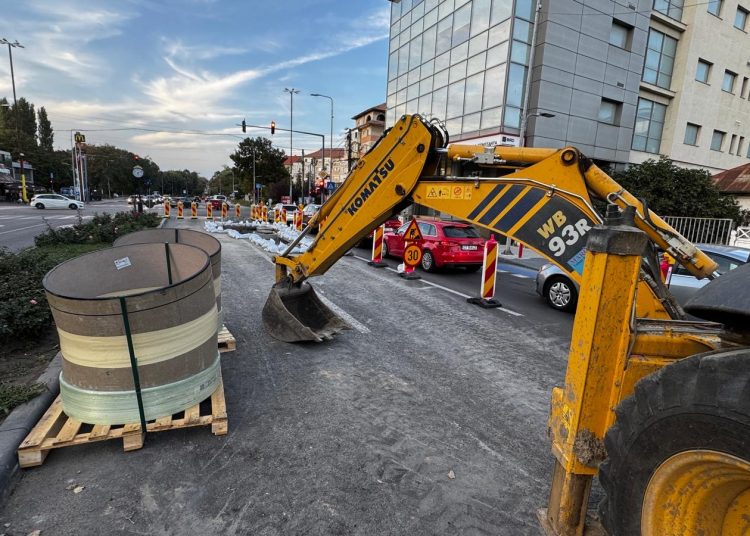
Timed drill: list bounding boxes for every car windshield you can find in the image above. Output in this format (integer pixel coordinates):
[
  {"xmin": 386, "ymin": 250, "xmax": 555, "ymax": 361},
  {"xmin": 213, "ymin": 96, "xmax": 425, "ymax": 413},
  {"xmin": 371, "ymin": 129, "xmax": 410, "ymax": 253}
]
[{"xmin": 442, "ymin": 225, "xmax": 479, "ymax": 238}]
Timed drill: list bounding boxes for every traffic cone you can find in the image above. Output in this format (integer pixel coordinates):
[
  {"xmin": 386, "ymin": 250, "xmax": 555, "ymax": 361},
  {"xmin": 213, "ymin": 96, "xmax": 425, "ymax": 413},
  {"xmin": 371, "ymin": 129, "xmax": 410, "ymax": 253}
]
[
  {"xmin": 177, "ymin": 201, "xmax": 184, "ymax": 219},
  {"xmin": 235, "ymin": 203, "xmax": 241, "ymax": 220},
  {"xmin": 163, "ymin": 200, "xmax": 170, "ymax": 219},
  {"xmin": 191, "ymin": 202, "xmax": 198, "ymax": 219},
  {"xmin": 467, "ymin": 237, "xmax": 502, "ymax": 308}
]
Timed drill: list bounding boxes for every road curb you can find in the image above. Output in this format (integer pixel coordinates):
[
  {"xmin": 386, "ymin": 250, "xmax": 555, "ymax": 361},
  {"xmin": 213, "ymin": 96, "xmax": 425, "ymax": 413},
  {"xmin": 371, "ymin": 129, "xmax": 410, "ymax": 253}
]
[{"xmin": 0, "ymin": 353, "xmax": 61, "ymax": 501}]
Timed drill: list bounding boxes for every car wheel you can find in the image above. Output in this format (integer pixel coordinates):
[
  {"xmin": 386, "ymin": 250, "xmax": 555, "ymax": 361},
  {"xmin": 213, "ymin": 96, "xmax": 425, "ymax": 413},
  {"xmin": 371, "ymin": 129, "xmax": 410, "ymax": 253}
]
[
  {"xmin": 69, "ymin": 203, "xmax": 79, "ymax": 210},
  {"xmin": 35, "ymin": 203, "xmax": 44, "ymax": 209},
  {"xmin": 545, "ymin": 276, "xmax": 578, "ymax": 312},
  {"xmin": 421, "ymin": 250, "xmax": 437, "ymax": 272},
  {"xmin": 465, "ymin": 265, "xmax": 481, "ymax": 273},
  {"xmin": 381, "ymin": 240, "xmax": 389, "ymax": 258}
]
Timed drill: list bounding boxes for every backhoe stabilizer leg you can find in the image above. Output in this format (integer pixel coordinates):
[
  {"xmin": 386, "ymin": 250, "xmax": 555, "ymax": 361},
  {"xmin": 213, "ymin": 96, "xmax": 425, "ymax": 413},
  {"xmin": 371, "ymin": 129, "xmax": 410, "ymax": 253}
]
[{"xmin": 541, "ymin": 206, "xmax": 649, "ymax": 535}]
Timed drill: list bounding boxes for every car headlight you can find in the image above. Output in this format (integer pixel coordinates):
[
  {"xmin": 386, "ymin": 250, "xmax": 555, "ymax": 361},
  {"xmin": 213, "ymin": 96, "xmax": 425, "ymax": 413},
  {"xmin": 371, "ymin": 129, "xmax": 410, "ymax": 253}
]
[{"xmin": 540, "ymin": 263, "xmax": 553, "ymax": 272}]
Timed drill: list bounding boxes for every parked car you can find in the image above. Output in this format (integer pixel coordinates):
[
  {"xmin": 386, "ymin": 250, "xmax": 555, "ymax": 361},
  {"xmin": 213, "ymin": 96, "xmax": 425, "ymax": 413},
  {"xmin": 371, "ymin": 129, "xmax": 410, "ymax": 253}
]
[
  {"xmin": 535, "ymin": 243, "xmax": 750, "ymax": 312},
  {"xmin": 270, "ymin": 203, "xmax": 299, "ymax": 224},
  {"xmin": 382, "ymin": 219, "xmax": 486, "ymax": 272},
  {"xmin": 30, "ymin": 194, "xmax": 84, "ymax": 210},
  {"xmin": 302, "ymin": 204, "xmax": 321, "ymax": 226},
  {"xmin": 127, "ymin": 194, "xmax": 136, "ymax": 205},
  {"xmin": 209, "ymin": 195, "xmax": 227, "ymax": 210}
]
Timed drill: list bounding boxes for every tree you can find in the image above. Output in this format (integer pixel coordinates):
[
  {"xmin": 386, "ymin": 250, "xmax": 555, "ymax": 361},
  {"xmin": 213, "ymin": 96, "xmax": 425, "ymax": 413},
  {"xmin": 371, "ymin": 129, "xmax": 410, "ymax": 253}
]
[
  {"xmin": 229, "ymin": 137, "xmax": 289, "ymax": 201},
  {"xmin": 612, "ymin": 157, "xmax": 743, "ymax": 223},
  {"xmin": 0, "ymin": 96, "xmax": 37, "ymax": 156},
  {"xmin": 160, "ymin": 169, "xmax": 206, "ymax": 196},
  {"xmin": 37, "ymin": 107, "xmax": 53, "ymax": 152}
]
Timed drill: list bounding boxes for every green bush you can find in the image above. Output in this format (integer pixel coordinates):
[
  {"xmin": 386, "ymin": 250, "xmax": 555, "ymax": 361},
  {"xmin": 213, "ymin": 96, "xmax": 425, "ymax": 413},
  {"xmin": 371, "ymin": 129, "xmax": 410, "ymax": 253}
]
[
  {"xmin": 0, "ymin": 244, "xmax": 107, "ymax": 342},
  {"xmin": 34, "ymin": 210, "xmax": 160, "ymax": 247},
  {"xmin": 0, "ymin": 383, "xmax": 45, "ymax": 415}
]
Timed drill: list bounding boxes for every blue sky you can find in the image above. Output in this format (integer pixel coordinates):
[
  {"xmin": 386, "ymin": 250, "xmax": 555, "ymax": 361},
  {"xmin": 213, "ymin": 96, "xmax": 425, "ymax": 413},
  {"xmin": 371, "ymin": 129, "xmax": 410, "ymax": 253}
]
[{"xmin": 0, "ymin": 0, "xmax": 391, "ymax": 177}]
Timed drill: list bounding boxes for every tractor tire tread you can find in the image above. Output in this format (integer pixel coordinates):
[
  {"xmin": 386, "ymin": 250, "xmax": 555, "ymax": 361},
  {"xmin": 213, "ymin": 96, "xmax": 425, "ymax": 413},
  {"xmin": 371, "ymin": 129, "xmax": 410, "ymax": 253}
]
[{"xmin": 598, "ymin": 347, "xmax": 750, "ymax": 535}]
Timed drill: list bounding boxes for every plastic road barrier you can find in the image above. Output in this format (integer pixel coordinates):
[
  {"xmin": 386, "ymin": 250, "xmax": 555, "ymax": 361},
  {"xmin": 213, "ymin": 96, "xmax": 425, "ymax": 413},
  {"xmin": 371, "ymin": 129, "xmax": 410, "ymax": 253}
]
[
  {"xmin": 221, "ymin": 203, "xmax": 228, "ymax": 220},
  {"xmin": 163, "ymin": 200, "xmax": 170, "ymax": 218},
  {"xmin": 235, "ymin": 203, "xmax": 241, "ymax": 220},
  {"xmin": 177, "ymin": 201, "xmax": 184, "ymax": 219},
  {"xmin": 206, "ymin": 202, "xmax": 213, "ymax": 220},
  {"xmin": 467, "ymin": 236, "xmax": 502, "ymax": 308},
  {"xmin": 191, "ymin": 202, "xmax": 198, "ymax": 219},
  {"xmin": 368, "ymin": 224, "xmax": 387, "ymax": 267}
]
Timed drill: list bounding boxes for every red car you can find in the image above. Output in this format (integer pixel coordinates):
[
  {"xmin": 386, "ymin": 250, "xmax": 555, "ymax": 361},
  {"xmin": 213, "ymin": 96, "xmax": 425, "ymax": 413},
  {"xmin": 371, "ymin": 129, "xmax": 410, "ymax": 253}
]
[
  {"xmin": 209, "ymin": 195, "xmax": 227, "ymax": 210},
  {"xmin": 382, "ymin": 219, "xmax": 486, "ymax": 272}
]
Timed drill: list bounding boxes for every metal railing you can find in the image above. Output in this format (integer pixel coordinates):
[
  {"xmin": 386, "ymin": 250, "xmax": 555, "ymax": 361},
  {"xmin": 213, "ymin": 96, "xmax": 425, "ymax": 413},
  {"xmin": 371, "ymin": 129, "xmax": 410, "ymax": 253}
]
[
  {"xmin": 662, "ymin": 216, "xmax": 735, "ymax": 245},
  {"xmin": 730, "ymin": 226, "xmax": 750, "ymax": 248}
]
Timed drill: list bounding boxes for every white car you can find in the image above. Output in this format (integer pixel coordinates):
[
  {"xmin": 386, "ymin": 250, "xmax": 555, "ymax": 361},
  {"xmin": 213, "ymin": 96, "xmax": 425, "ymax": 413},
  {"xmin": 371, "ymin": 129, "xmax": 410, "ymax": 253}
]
[{"xmin": 31, "ymin": 194, "xmax": 84, "ymax": 210}]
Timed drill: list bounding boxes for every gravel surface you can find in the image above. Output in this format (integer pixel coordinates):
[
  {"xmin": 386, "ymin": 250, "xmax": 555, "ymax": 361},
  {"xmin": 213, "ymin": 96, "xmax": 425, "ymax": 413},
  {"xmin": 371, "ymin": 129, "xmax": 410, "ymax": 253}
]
[{"xmin": 0, "ymin": 225, "xmax": 572, "ymax": 535}]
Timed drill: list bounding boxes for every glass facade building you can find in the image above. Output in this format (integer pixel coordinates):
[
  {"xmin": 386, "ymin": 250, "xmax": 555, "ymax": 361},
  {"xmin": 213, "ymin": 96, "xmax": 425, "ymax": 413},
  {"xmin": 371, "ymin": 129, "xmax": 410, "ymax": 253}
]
[{"xmin": 386, "ymin": 0, "xmax": 535, "ymax": 141}]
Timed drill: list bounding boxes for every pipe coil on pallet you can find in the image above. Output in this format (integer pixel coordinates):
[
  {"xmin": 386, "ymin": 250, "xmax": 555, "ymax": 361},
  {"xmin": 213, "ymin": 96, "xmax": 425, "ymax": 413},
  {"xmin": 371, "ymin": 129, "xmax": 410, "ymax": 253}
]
[
  {"xmin": 43, "ymin": 243, "xmax": 220, "ymax": 425},
  {"xmin": 114, "ymin": 229, "xmax": 223, "ymax": 326}
]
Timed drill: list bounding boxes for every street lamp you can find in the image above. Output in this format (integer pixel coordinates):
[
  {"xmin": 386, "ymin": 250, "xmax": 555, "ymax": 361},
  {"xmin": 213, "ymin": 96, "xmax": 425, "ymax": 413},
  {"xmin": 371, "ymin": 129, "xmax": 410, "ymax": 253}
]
[
  {"xmin": 284, "ymin": 88, "xmax": 300, "ymax": 199},
  {"xmin": 1, "ymin": 38, "xmax": 25, "ymax": 201},
  {"xmin": 518, "ymin": 111, "xmax": 555, "ymax": 148},
  {"xmin": 310, "ymin": 93, "xmax": 334, "ymax": 184}
]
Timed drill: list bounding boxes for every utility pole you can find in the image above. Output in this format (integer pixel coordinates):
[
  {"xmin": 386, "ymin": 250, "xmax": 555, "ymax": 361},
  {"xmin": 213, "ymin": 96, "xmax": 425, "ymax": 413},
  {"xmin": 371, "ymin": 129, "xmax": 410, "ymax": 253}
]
[
  {"xmin": 311, "ymin": 93, "xmax": 334, "ymax": 182},
  {"xmin": 1, "ymin": 38, "xmax": 25, "ymax": 201},
  {"xmin": 284, "ymin": 88, "xmax": 300, "ymax": 199},
  {"xmin": 252, "ymin": 147, "xmax": 256, "ymax": 204}
]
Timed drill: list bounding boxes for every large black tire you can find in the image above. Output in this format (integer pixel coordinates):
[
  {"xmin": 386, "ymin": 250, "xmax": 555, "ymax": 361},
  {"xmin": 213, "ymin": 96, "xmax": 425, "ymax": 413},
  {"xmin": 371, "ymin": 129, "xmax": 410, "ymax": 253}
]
[
  {"xmin": 381, "ymin": 241, "xmax": 389, "ymax": 258},
  {"xmin": 544, "ymin": 275, "xmax": 577, "ymax": 312},
  {"xmin": 69, "ymin": 203, "xmax": 78, "ymax": 210},
  {"xmin": 35, "ymin": 203, "xmax": 45, "ymax": 209},
  {"xmin": 598, "ymin": 348, "xmax": 750, "ymax": 535}
]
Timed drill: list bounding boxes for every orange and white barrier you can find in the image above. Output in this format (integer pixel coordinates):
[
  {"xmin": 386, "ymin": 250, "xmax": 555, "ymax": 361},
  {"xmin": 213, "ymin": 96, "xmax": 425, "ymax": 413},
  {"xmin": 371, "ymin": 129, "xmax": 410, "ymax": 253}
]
[
  {"xmin": 191, "ymin": 202, "xmax": 198, "ymax": 219},
  {"xmin": 281, "ymin": 208, "xmax": 287, "ymax": 226},
  {"xmin": 261, "ymin": 205, "xmax": 268, "ymax": 222},
  {"xmin": 177, "ymin": 201, "xmax": 184, "ymax": 219},
  {"xmin": 221, "ymin": 202, "xmax": 228, "ymax": 220},
  {"xmin": 294, "ymin": 210, "xmax": 303, "ymax": 231},
  {"xmin": 163, "ymin": 200, "xmax": 170, "ymax": 218},
  {"xmin": 467, "ymin": 236, "xmax": 502, "ymax": 308},
  {"xmin": 206, "ymin": 202, "xmax": 214, "ymax": 220},
  {"xmin": 235, "ymin": 203, "xmax": 241, "ymax": 220},
  {"xmin": 368, "ymin": 224, "xmax": 387, "ymax": 267}
]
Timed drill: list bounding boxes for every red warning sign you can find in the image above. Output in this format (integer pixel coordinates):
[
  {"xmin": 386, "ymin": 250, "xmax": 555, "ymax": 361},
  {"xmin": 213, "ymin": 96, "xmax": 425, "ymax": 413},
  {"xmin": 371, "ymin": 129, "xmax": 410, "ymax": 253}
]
[{"xmin": 403, "ymin": 218, "xmax": 423, "ymax": 242}]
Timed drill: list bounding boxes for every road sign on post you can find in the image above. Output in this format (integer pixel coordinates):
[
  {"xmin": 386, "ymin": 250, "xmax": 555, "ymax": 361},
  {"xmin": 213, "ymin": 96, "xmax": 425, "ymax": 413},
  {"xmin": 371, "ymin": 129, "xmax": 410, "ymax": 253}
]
[{"xmin": 399, "ymin": 218, "xmax": 422, "ymax": 280}]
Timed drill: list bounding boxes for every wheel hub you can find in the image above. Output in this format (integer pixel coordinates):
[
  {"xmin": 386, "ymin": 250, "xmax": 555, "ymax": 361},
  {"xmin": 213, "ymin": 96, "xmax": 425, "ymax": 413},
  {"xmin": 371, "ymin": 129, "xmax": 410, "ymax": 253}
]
[
  {"xmin": 549, "ymin": 282, "xmax": 570, "ymax": 306},
  {"xmin": 642, "ymin": 449, "xmax": 750, "ymax": 535}
]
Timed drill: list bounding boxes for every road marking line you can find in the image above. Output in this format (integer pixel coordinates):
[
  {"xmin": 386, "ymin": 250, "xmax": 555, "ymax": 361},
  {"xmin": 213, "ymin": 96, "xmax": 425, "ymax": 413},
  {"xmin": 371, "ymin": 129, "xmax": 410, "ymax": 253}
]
[
  {"xmin": 0, "ymin": 223, "xmax": 46, "ymax": 235},
  {"xmin": 314, "ymin": 291, "xmax": 371, "ymax": 334},
  {"xmin": 352, "ymin": 255, "xmax": 523, "ymax": 317}
]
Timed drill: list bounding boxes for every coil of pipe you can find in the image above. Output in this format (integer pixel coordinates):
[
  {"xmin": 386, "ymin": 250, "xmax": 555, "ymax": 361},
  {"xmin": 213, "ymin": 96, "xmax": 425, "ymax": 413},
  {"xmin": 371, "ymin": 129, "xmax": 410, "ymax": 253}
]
[
  {"xmin": 43, "ymin": 242, "xmax": 220, "ymax": 425},
  {"xmin": 114, "ymin": 229, "xmax": 223, "ymax": 326}
]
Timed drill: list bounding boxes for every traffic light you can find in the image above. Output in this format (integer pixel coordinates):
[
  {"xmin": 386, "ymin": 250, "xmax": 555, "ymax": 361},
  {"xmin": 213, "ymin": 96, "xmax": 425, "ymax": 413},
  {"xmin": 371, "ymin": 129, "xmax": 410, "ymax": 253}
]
[
  {"xmin": 241, "ymin": 119, "xmax": 246, "ymax": 133},
  {"xmin": 271, "ymin": 121, "xmax": 275, "ymax": 135},
  {"xmin": 134, "ymin": 155, "xmax": 140, "ymax": 162}
]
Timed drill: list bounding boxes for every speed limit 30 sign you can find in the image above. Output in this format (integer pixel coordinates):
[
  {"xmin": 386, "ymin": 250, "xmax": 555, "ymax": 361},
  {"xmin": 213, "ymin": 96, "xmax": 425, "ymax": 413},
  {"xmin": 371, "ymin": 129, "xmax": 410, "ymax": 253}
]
[{"xmin": 403, "ymin": 244, "xmax": 422, "ymax": 267}]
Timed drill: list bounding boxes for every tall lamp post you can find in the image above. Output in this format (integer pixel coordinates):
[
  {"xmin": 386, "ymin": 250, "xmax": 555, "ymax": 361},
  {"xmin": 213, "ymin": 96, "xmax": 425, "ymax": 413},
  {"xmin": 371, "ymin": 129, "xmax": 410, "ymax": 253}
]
[
  {"xmin": 1, "ymin": 38, "xmax": 25, "ymax": 201},
  {"xmin": 284, "ymin": 88, "xmax": 300, "ymax": 199},
  {"xmin": 310, "ymin": 93, "xmax": 334, "ymax": 184}
]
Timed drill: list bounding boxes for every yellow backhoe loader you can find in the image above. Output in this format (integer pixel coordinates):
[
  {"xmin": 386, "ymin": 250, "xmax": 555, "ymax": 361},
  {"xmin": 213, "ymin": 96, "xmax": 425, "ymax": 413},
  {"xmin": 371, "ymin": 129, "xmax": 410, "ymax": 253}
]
[{"xmin": 262, "ymin": 114, "xmax": 750, "ymax": 535}]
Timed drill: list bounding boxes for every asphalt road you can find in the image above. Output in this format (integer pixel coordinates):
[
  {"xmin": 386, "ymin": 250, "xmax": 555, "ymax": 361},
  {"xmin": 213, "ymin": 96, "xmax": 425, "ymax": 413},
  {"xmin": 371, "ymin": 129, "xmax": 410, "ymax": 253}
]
[
  {"xmin": 0, "ymin": 198, "xmax": 144, "ymax": 251},
  {"xmin": 1, "ymin": 219, "xmax": 576, "ymax": 535}
]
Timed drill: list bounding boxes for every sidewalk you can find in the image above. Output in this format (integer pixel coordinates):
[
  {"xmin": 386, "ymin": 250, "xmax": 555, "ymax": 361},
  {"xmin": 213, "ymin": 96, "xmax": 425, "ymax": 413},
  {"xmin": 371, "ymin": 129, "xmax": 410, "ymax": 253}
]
[{"xmin": 497, "ymin": 243, "xmax": 549, "ymax": 271}]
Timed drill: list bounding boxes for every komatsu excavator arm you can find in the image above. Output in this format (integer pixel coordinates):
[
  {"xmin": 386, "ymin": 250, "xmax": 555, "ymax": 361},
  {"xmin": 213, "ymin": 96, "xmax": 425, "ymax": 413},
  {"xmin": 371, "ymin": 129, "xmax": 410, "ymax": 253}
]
[{"xmin": 264, "ymin": 114, "xmax": 718, "ymax": 342}]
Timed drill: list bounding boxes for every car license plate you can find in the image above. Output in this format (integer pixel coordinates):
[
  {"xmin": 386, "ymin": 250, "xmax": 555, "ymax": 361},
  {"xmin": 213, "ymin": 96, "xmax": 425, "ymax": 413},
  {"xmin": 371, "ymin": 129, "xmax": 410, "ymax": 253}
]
[{"xmin": 461, "ymin": 245, "xmax": 478, "ymax": 250}]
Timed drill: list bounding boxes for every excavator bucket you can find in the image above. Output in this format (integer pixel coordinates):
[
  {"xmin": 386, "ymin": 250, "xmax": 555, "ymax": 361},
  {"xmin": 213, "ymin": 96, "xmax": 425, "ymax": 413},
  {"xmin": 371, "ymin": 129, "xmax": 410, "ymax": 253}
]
[{"xmin": 262, "ymin": 282, "xmax": 351, "ymax": 343}]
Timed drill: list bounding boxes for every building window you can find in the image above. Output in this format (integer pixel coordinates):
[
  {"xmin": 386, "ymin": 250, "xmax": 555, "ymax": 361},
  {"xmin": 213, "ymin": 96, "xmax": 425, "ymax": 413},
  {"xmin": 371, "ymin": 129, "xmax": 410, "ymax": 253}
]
[
  {"xmin": 723, "ymin": 70, "xmax": 737, "ymax": 93},
  {"xmin": 653, "ymin": 0, "xmax": 684, "ymax": 20},
  {"xmin": 642, "ymin": 29, "xmax": 677, "ymax": 89},
  {"xmin": 711, "ymin": 130, "xmax": 726, "ymax": 151},
  {"xmin": 739, "ymin": 136, "xmax": 746, "ymax": 156},
  {"xmin": 632, "ymin": 98, "xmax": 666, "ymax": 153},
  {"xmin": 695, "ymin": 59, "xmax": 712, "ymax": 83},
  {"xmin": 708, "ymin": 0, "xmax": 723, "ymax": 16},
  {"xmin": 598, "ymin": 99, "xmax": 621, "ymax": 124},
  {"xmin": 609, "ymin": 20, "xmax": 631, "ymax": 48},
  {"xmin": 735, "ymin": 6, "xmax": 749, "ymax": 29},
  {"xmin": 684, "ymin": 123, "xmax": 700, "ymax": 145},
  {"xmin": 730, "ymin": 134, "xmax": 738, "ymax": 154}
]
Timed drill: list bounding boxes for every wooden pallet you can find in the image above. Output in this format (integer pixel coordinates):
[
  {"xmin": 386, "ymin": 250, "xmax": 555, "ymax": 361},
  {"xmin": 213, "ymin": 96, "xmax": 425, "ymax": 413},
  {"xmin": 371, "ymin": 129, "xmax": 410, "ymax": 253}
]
[
  {"xmin": 17, "ymin": 378, "xmax": 228, "ymax": 468},
  {"xmin": 218, "ymin": 325, "xmax": 236, "ymax": 353}
]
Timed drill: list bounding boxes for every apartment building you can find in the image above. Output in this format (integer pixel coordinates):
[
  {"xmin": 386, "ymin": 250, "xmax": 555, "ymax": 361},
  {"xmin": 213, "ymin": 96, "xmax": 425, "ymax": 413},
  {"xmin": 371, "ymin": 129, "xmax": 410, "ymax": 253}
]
[
  {"xmin": 630, "ymin": 0, "xmax": 750, "ymax": 172},
  {"xmin": 386, "ymin": 0, "xmax": 750, "ymax": 172}
]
